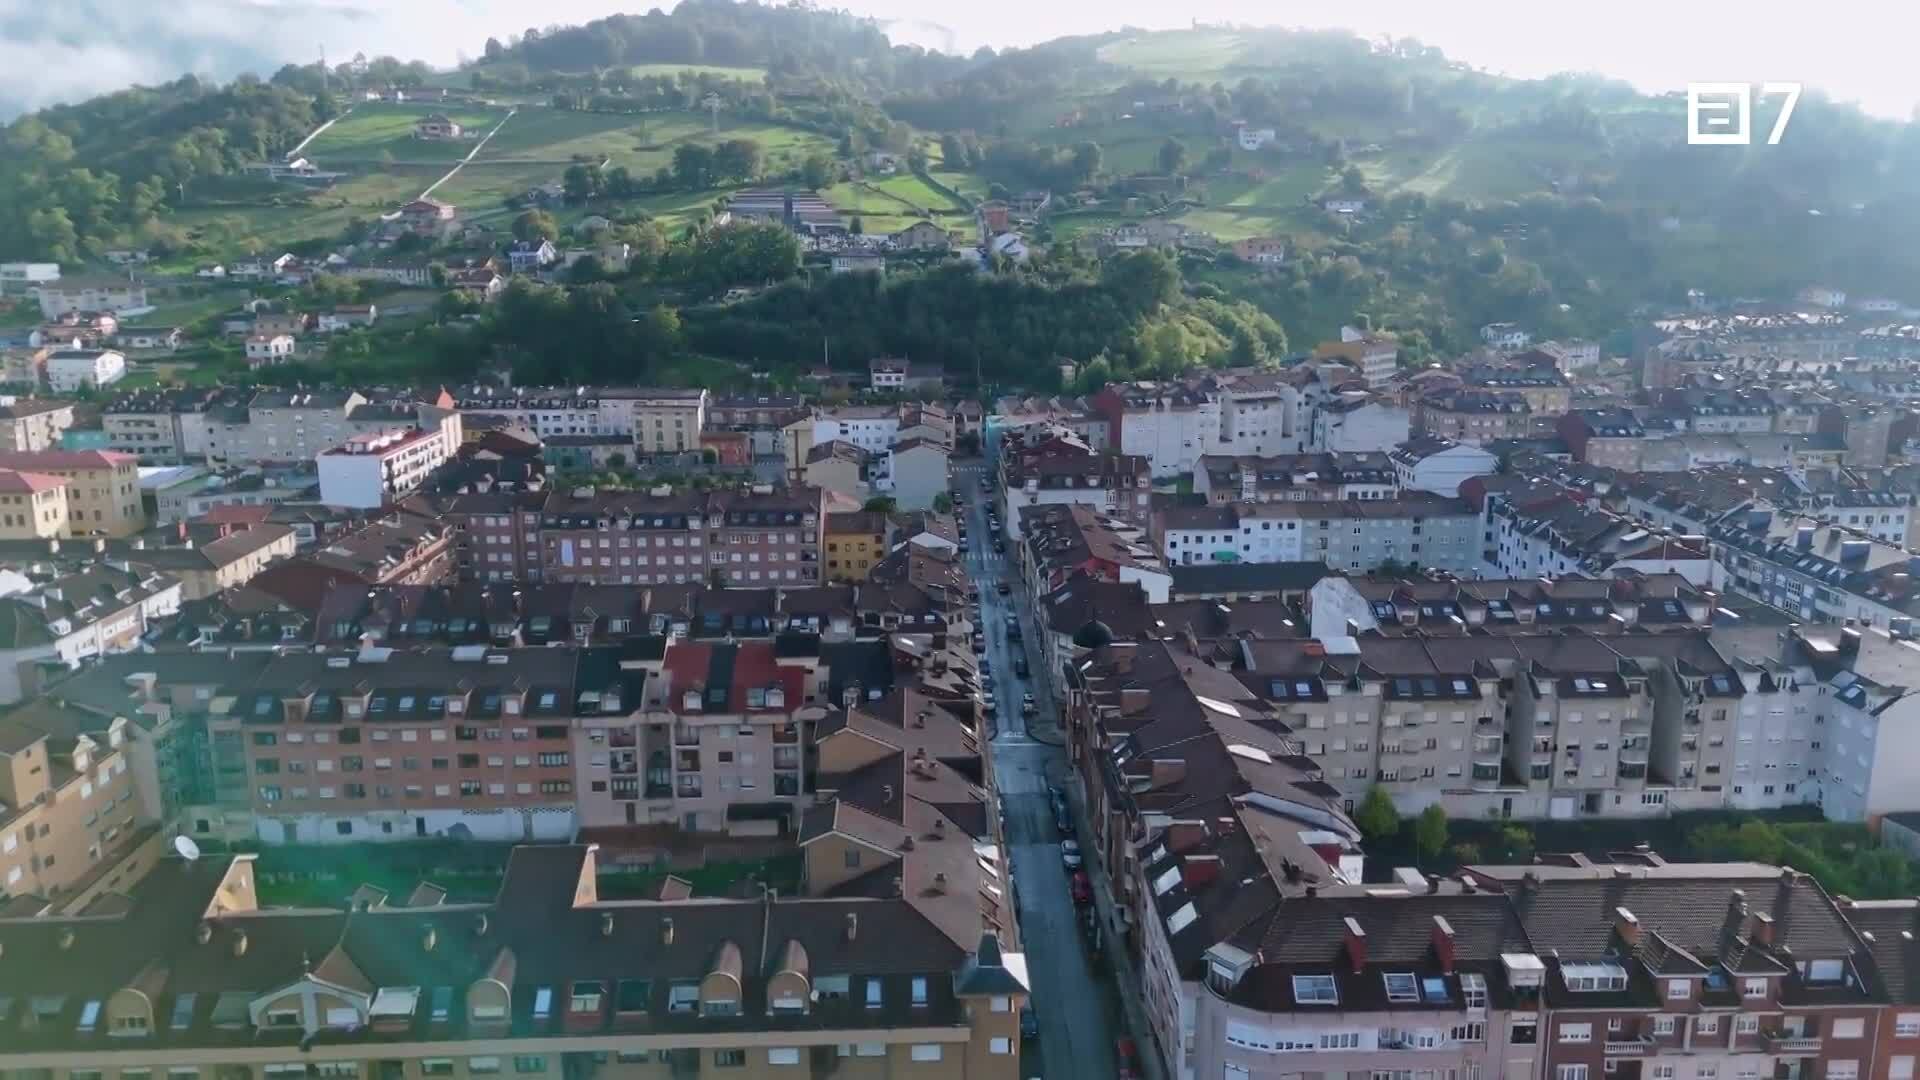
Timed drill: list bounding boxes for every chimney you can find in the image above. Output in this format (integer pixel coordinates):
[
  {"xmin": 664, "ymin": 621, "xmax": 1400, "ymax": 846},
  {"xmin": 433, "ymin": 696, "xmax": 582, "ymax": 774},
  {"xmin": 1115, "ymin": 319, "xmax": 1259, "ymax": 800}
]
[
  {"xmin": 845, "ymin": 912, "xmax": 859, "ymax": 942},
  {"xmin": 1166, "ymin": 821, "xmax": 1208, "ymax": 854},
  {"xmin": 1181, "ymin": 855, "xmax": 1221, "ymax": 890},
  {"xmin": 1431, "ymin": 916, "xmax": 1457, "ymax": 974},
  {"xmin": 930, "ymin": 872, "xmax": 948, "ymax": 894},
  {"xmin": 1749, "ymin": 910, "xmax": 1776, "ymax": 945},
  {"xmin": 1796, "ymin": 525, "xmax": 1815, "ymax": 551},
  {"xmin": 1614, "ymin": 906, "xmax": 1641, "ymax": 945},
  {"xmin": 661, "ymin": 917, "xmax": 675, "ymax": 945},
  {"xmin": 1343, "ymin": 916, "xmax": 1368, "ymax": 973}
]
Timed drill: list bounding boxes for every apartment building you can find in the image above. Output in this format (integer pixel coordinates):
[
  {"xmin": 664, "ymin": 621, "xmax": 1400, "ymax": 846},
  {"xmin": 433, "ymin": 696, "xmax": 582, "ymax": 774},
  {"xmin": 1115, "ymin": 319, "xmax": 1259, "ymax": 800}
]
[
  {"xmin": 0, "ymin": 698, "xmax": 159, "ymax": 908},
  {"xmin": 1219, "ymin": 494, "xmax": 1481, "ymax": 574},
  {"xmin": 0, "ymin": 398, "xmax": 76, "ymax": 452},
  {"xmin": 1417, "ymin": 389, "xmax": 1536, "ymax": 445},
  {"xmin": 317, "ymin": 427, "xmax": 458, "ymax": 509},
  {"xmin": 1460, "ymin": 364, "xmax": 1573, "ymax": 415},
  {"xmin": 995, "ymin": 428, "xmax": 1152, "ymax": 537},
  {"xmin": 0, "ymin": 467, "xmax": 70, "ymax": 538},
  {"xmin": 1193, "ymin": 452, "xmax": 1398, "ymax": 504},
  {"xmin": 1313, "ymin": 396, "xmax": 1413, "ymax": 454},
  {"xmin": 826, "ymin": 511, "xmax": 892, "ymax": 583},
  {"xmin": 1195, "ymin": 888, "xmax": 1540, "ymax": 1080},
  {"xmin": 571, "ymin": 639, "xmax": 824, "ymax": 833},
  {"xmin": 0, "ymin": 844, "xmax": 1031, "ymax": 1080},
  {"xmin": 102, "ymin": 387, "xmax": 228, "ymax": 463},
  {"xmin": 1091, "ymin": 381, "xmax": 1221, "ymax": 478},
  {"xmin": 212, "ymin": 646, "xmax": 597, "ymax": 843},
  {"xmin": 44, "ymin": 349, "xmax": 126, "ymax": 393},
  {"xmin": 1473, "ymin": 859, "xmax": 1879, "ymax": 1080},
  {"xmin": 1489, "ymin": 494, "xmax": 1713, "ymax": 584},
  {"xmin": 812, "ymin": 404, "xmax": 905, "ymax": 454},
  {"xmin": 202, "ymin": 390, "xmax": 463, "ymax": 466},
  {"xmin": 1707, "ymin": 517, "xmax": 1920, "ymax": 630},
  {"xmin": 1238, "ymin": 622, "xmax": 1760, "ymax": 819},
  {"xmin": 246, "ymin": 513, "xmax": 457, "ymax": 610},
  {"xmin": 990, "ymin": 395, "xmax": 1113, "ymax": 450},
  {"xmin": 1391, "ymin": 437, "xmax": 1501, "ymax": 497},
  {"xmin": 33, "ymin": 275, "xmax": 147, "ymax": 318},
  {"xmin": 629, "ymin": 387, "xmax": 711, "ymax": 455},
  {"xmin": 1059, "ymin": 637, "xmax": 1364, "ymax": 1080},
  {"xmin": 1315, "ymin": 326, "xmax": 1402, "ymax": 387},
  {"xmin": 1560, "ymin": 410, "xmax": 1653, "ymax": 470},
  {"xmin": 1213, "ymin": 369, "xmax": 1310, "ymax": 455},
  {"xmin": 1018, "ymin": 502, "xmax": 1172, "ymax": 603},
  {"xmin": 445, "ymin": 486, "xmax": 826, "ymax": 587},
  {"xmin": 118, "ymin": 524, "xmax": 299, "ymax": 600},
  {"xmin": 1307, "ymin": 574, "xmax": 1719, "ymax": 640},
  {"xmin": 706, "ymin": 392, "xmax": 805, "ymax": 457},
  {"xmin": 0, "ymin": 445, "xmax": 145, "ymax": 534},
  {"xmin": 0, "ymin": 563, "xmax": 184, "ymax": 704}
]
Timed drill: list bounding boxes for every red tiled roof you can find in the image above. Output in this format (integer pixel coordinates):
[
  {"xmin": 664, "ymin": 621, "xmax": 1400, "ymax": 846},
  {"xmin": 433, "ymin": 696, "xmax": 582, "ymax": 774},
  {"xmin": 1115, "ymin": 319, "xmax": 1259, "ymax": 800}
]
[
  {"xmin": 0, "ymin": 469, "xmax": 66, "ymax": 494},
  {"xmin": 0, "ymin": 449, "xmax": 133, "ymax": 470},
  {"xmin": 662, "ymin": 642, "xmax": 713, "ymax": 715}
]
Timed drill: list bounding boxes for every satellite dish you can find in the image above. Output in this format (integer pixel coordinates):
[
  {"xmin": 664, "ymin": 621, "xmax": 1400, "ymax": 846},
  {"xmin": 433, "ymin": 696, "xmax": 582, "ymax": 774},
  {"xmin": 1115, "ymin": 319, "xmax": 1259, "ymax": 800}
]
[{"xmin": 174, "ymin": 835, "xmax": 202, "ymax": 862}]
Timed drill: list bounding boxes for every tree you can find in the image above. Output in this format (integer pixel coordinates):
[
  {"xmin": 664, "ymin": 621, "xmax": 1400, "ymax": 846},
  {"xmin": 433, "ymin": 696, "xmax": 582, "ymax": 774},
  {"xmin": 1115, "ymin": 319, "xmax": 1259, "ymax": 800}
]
[
  {"xmin": 563, "ymin": 162, "xmax": 604, "ymax": 202},
  {"xmin": 512, "ymin": 209, "xmax": 558, "ymax": 243},
  {"xmin": 484, "ymin": 37, "xmax": 506, "ymax": 60},
  {"xmin": 1071, "ymin": 141, "xmax": 1104, "ymax": 183},
  {"xmin": 932, "ymin": 493, "xmax": 953, "ymax": 513},
  {"xmin": 672, "ymin": 144, "xmax": 715, "ymax": 189},
  {"xmin": 1156, "ymin": 137, "xmax": 1188, "ymax": 175},
  {"xmin": 1497, "ymin": 824, "xmax": 1535, "ymax": 862},
  {"xmin": 907, "ymin": 146, "xmax": 929, "ymax": 173},
  {"xmin": 1340, "ymin": 165, "xmax": 1369, "ymax": 196},
  {"xmin": 1414, "ymin": 805, "xmax": 1449, "ymax": 862},
  {"xmin": 712, "ymin": 138, "xmax": 763, "ymax": 182},
  {"xmin": 849, "ymin": 215, "xmax": 863, "ymax": 236},
  {"xmin": 1355, "ymin": 786, "xmax": 1399, "ymax": 842},
  {"xmin": 799, "ymin": 153, "xmax": 834, "ymax": 189},
  {"xmin": 568, "ymin": 255, "xmax": 607, "ymax": 284},
  {"xmin": 862, "ymin": 496, "xmax": 898, "ymax": 513}
]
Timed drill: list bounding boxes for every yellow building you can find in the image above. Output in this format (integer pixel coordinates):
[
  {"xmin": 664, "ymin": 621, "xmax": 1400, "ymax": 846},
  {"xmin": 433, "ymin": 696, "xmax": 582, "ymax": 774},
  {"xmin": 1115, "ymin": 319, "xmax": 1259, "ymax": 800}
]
[
  {"xmin": 0, "ymin": 467, "xmax": 69, "ymax": 539},
  {"xmin": 0, "ymin": 449, "xmax": 143, "ymax": 536},
  {"xmin": 825, "ymin": 510, "xmax": 891, "ymax": 582}
]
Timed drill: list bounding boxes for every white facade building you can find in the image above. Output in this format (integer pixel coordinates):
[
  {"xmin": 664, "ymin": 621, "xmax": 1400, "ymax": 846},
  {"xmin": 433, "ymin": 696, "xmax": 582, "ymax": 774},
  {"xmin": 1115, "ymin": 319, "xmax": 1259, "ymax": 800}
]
[
  {"xmin": 1479, "ymin": 322, "xmax": 1531, "ymax": 349},
  {"xmin": 1110, "ymin": 390, "xmax": 1220, "ymax": 479},
  {"xmin": 46, "ymin": 348, "xmax": 127, "ymax": 393},
  {"xmin": 812, "ymin": 407, "xmax": 901, "ymax": 455},
  {"xmin": 316, "ymin": 427, "xmax": 454, "ymax": 509},
  {"xmin": 1388, "ymin": 437, "xmax": 1499, "ymax": 497},
  {"xmin": 1311, "ymin": 400, "xmax": 1410, "ymax": 454},
  {"xmin": 0, "ymin": 262, "xmax": 59, "ymax": 296}
]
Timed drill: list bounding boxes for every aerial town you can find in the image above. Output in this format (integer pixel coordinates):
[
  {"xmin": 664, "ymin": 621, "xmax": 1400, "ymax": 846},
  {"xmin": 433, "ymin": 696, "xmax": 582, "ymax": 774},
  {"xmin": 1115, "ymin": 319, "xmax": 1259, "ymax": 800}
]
[{"xmin": 4, "ymin": 9, "xmax": 1920, "ymax": 1080}]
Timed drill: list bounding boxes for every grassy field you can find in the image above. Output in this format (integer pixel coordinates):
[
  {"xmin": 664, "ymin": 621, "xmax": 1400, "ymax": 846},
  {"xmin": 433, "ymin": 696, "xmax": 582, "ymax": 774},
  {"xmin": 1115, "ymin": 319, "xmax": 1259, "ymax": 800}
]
[
  {"xmin": 428, "ymin": 162, "xmax": 567, "ymax": 210},
  {"xmin": 478, "ymin": 109, "xmax": 694, "ymax": 163},
  {"xmin": 1097, "ymin": 30, "xmax": 1255, "ymax": 82},
  {"xmin": 1172, "ymin": 166, "xmax": 1327, "ymax": 240},
  {"xmin": 304, "ymin": 103, "xmax": 508, "ymax": 163}
]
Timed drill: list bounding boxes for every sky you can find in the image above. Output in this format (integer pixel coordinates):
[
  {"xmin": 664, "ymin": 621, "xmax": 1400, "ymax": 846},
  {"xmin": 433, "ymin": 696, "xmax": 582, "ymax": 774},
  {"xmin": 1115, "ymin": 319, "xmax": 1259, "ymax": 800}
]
[{"xmin": 1, "ymin": 0, "xmax": 1915, "ymax": 121}]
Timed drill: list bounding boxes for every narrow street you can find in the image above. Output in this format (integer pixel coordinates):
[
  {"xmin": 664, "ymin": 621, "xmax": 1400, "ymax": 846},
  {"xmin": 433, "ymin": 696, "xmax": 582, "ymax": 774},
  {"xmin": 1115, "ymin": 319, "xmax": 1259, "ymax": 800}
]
[{"xmin": 954, "ymin": 457, "xmax": 1123, "ymax": 1080}]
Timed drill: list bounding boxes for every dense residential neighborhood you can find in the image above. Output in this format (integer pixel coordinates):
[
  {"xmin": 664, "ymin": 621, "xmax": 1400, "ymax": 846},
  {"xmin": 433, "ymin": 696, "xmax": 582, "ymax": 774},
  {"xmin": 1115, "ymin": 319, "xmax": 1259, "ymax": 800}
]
[{"xmin": 3, "ymin": 6, "xmax": 1920, "ymax": 1080}]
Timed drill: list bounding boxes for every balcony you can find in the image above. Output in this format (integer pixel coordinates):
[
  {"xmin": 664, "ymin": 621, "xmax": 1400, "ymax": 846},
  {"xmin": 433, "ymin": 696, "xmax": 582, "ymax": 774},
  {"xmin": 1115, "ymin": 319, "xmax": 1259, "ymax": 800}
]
[
  {"xmin": 1764, "ymin": 1033, "xmax": 1822, "ymax": 1054},
  {"xmin": 645, "ymin": 782, "xmax": 673, "ymax": 800},
  {"xmin": 1604, "ymin": 1037, "xmax": 1653, "ymax": 1056}
]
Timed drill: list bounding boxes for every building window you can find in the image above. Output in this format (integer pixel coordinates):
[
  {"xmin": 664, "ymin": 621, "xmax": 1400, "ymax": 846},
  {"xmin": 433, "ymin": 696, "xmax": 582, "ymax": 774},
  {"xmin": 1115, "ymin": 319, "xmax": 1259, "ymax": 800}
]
[
  {"xmin": 1743, "ymin": 978, "xmax": 1769, "ymax": 998},
  {"xmin": 1292, "ymin": 974, "xmax": 1338, "ymax": 1004},
  {"xmin": 713, "ymin": 1050, "xmax": 746, "ymax": 1068},
  {"xmin": 1833, "ymin": 1018, "xmax": 1865, "ymax": 1040},
  {"xmin": 909, "ymin": 1045, "xmax": 943, "ymax": 1062},
  {"xmin": 1560, "ymin": 1023, "xmax": 1593, "ymax": 1044},
  {"xmin": 1558, "ymin": 1068, "xmax": 1590, "ymax": 1080},
  {"xmin": 1668, "ymin": 979, "xmax": 1690, "ymax": 999},
  {"xmin": 1735, "ymin": 1015, "xmax": 1761, "ymax": 1035}
]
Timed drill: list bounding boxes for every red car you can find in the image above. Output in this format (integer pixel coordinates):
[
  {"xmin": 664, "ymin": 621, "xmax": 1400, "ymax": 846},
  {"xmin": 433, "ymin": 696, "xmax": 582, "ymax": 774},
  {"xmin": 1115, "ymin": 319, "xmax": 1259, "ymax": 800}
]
[
  {"xmin": 1117, "ymin": 1038, "xmax": 1141, "ymax": 1080},
  {"xmin": 1070, "ymin": 870, "xmax": 1092, "ymax": 906}
]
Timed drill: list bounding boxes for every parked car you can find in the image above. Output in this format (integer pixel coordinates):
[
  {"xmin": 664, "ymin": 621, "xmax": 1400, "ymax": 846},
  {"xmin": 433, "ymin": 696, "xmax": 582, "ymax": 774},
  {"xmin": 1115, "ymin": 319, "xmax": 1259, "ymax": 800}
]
[
  {"xmin": 1061, "ymin": 839, "xmax": 1082, "ymax": 869},
  {"xmin": 972, "ymin": 634, "xmax": 985, "ymax": 653},
  {"xmin": 1020, "ymin": 1004, "xmax": 1038, "ymax": 1040},
  {"xmin": 997, "ymin": 582, "xmax": 1011, "ymax": 595},
  {"xmin": 994, "ymin": 538, "xmax": 1006, "ymax": 554},
  {"xmin": 1022, "ymin": 692, "xmax": 1036, "ymax": 716},
  {"xmin": 1117, "ymin": 1038, "xmax": 1141, "ymax": 1080},
  {"xmin": 1015, "ymin": 655, "xmax": 1030, "ymax": 677},
  {"xmin": 1070, "ymin": 870, "xmax": 1093, "ymax": 905}
]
